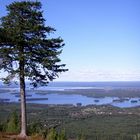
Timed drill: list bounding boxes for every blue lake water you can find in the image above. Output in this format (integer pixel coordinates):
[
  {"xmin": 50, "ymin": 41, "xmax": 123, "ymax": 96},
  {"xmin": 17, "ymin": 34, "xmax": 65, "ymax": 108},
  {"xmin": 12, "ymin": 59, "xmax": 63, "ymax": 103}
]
[
  {"xmin": 0, "ymin": 92, "xmax": 140, "ymax": 108},
  {"xmin": 0, "ymin": 81, "xmax": 140, "ymax": 108}
]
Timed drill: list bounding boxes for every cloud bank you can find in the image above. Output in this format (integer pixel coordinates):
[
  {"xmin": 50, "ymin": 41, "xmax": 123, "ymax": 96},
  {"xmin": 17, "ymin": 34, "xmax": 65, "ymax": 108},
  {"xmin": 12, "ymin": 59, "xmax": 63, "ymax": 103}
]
[{"xmin": 56, "ymin": 69, "xmax": 140, "ymax": 81}]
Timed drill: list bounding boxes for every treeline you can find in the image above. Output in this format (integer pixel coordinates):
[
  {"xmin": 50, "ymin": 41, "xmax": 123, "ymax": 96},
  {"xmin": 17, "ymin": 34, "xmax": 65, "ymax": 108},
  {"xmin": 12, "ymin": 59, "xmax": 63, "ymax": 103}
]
[
  {"xmin": 0, "ymin": 111, "xmax": 84, "ymax": 140},
  {"xmin": 0, "ymin": 111, "xmax": 140, "ymax": 140}
]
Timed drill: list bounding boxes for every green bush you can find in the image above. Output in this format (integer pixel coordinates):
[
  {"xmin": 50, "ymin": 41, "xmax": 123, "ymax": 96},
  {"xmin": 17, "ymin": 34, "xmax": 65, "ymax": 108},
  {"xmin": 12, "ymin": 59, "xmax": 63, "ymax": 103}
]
[
  {"xmin": 28, "ymin": 122, "xmax": 43, "ymax": 135},
  {"xmin": 6, "ymin": 111, "xmax": 19, "ymax": 133},
  {"xmin": 47, "ymin": 128, "xmax": 57, "ymax": 140},
  {"xmin": 57, "ymin": 129, "xmax": 67, "ymax": 140},
  {"xmin": 46, "ymin": 128, "xmax": 67, "ymax": 140}
]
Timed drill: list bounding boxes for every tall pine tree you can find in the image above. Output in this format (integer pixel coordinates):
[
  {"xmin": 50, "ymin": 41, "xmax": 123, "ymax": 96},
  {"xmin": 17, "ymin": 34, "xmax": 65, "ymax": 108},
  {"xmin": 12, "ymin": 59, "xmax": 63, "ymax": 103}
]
[{"xmin": 0, "ymin": 1, "xmax": 67, "ymax": 138}]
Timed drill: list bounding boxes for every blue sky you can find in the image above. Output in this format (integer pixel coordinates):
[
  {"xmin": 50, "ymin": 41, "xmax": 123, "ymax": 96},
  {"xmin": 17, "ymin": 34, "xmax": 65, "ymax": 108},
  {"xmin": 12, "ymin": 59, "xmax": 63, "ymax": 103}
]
[{"xmin": 0, "ymin": 0, "xmax": 140, "ymax": 81}]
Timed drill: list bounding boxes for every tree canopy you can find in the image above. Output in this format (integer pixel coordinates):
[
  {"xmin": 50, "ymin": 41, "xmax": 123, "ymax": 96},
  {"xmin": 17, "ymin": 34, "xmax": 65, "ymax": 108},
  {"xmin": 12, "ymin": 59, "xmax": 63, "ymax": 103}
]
[{"xmin": 0, "ymin": 1, "xmax": 67, "ymax": 87}]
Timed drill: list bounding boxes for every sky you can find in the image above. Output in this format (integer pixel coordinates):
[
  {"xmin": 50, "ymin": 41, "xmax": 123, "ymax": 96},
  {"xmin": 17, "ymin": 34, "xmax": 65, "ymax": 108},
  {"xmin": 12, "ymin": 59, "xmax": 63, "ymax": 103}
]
[{"xmin": 0, "ymin": 0, "xmax": 140, "ymax": 81}]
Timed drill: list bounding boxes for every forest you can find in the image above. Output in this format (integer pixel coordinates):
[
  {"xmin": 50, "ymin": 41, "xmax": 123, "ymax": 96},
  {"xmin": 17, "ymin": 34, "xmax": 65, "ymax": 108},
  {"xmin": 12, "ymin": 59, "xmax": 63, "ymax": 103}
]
[{"xmin": 0, "ymin": 103, "xmax": 140, "ymax": 140}]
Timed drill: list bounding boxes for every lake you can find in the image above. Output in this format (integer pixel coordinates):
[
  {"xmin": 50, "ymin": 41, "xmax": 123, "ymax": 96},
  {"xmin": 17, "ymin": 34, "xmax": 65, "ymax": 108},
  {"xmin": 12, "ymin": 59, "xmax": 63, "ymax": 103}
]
[{"xmin": 0, "ymin": 81, "xmax": 140, "ymax": 108}]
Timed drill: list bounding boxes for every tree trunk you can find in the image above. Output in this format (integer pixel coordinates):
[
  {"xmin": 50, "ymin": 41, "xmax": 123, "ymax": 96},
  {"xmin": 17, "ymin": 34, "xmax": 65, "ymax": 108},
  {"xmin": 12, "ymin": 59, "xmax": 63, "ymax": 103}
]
[{"xmin": 19, "ymin": 49, "xmax": 27, "ymax": 138}]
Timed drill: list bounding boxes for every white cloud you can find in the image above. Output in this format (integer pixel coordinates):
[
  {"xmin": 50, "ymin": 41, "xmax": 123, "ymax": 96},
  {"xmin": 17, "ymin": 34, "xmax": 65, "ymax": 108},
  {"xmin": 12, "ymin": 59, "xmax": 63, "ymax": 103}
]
[
  {"xmin": 56, "ymin": 69, "xmax": 140, "ymax": 81},
  {"xmin": 1, "ymin": 68, "xmax": 140, "ymax": 82}
]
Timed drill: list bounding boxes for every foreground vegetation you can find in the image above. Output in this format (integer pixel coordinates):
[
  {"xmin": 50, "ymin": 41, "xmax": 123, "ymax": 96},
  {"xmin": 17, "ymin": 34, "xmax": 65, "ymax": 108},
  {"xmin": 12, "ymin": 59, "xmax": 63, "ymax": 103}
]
[{"xmin": 0, "ymin": 103, "xmax": 140, "ymax": 139}]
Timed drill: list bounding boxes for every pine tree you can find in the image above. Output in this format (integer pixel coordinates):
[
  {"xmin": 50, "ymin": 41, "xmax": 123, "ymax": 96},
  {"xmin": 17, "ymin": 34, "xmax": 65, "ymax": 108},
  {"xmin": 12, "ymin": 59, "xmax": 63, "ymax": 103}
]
[
  {"xmin": 47, "ymin": 128, "xmax": 57, "ymax": 140},
  {"xmin": 59, "ymin": 129, "xmax": 67, "ymax": 140},
  {"xmin": 0, "ymin": 1, "xmax": 67, "ymax": 138},
  {"xmin": 6, "ymin": 111, "xmax": 20, "ymax": 133}
]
